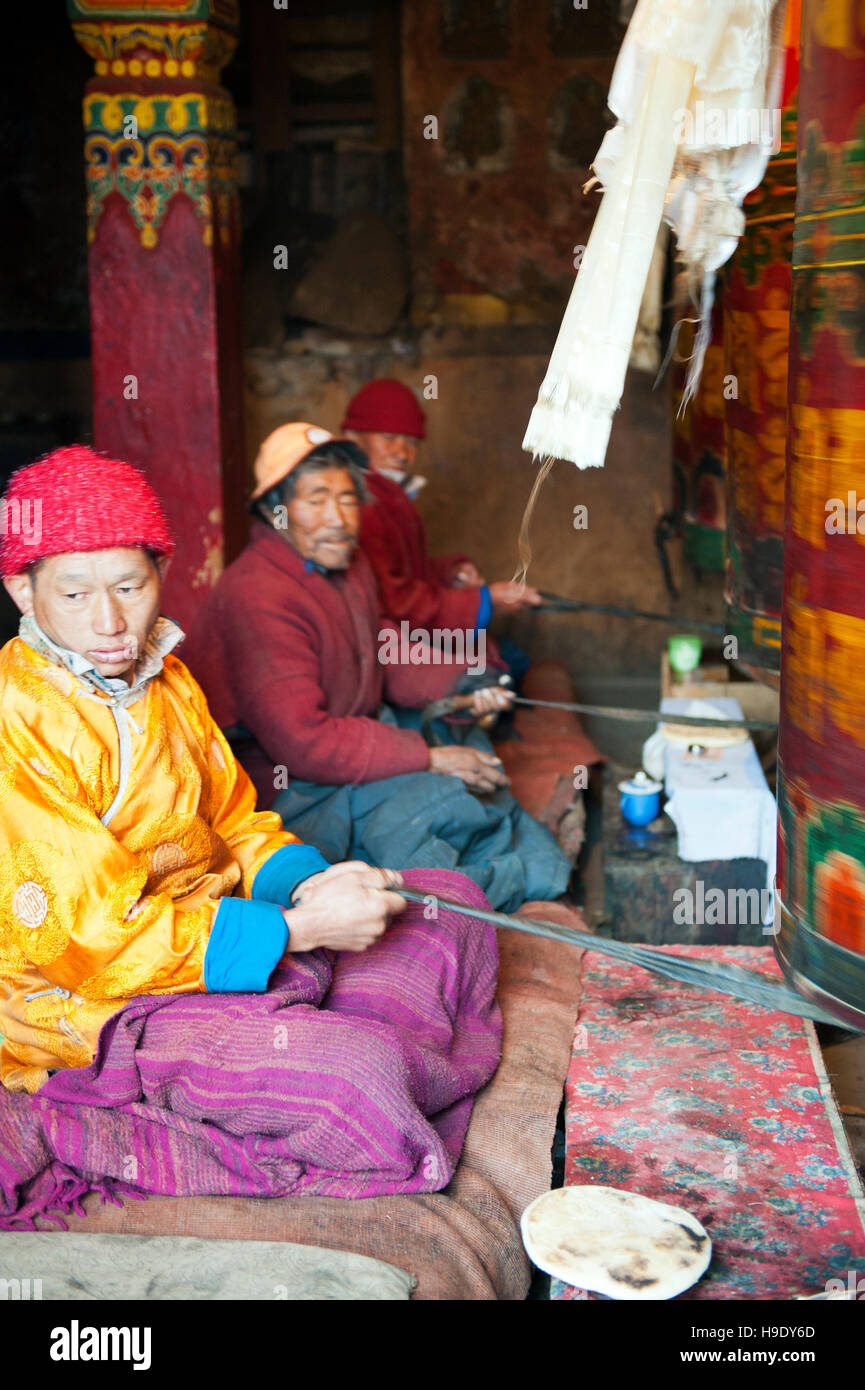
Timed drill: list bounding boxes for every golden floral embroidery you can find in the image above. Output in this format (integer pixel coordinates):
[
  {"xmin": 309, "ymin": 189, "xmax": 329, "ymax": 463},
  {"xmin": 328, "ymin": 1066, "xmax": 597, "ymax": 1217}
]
[
  {"xmin": 67, "ymin": 996, "xmax": 118, "ymax": 1040},
  {"xmin": 77, "ymin": 913, "xmax": 210, "ymax": 1000},
  {"xmin": 0, "ymin": 760, "xmax": 16, "ymax": 805},
  {"xmin": 38, "ymin": 666, "xmax": 77, "ymax": 699},
  {"xmin": 154, "ymin": 700, "xmax": 202, "ymax": 793},
  {"xmin": 239, "ymin": 832, "xmax": 298, "ymax": 898},
  {"xmin": 204, "ymin": 728, "xmax": 237, "ymax": 820},
  {"xmin": 22, "ymin": 990, "xmax": 78, "ymax": 1027},
  {"xmin": 57, "ymin": 1015, "xmax": 92, "ymax": 1054},
  {"xmin": 124, "ymin": 811, "xmax": 217, "ymax": 897},
  {"xmin": 4, "ymin": 643, "xmax": 79, "ymax": 721},
  {"xmin": 0, "ymin": 1056, "xmax": 50, "ymax": 1094},
  {"xmin": 69, "ymin": 740, "xmax": 115, "ymax": 817},
  {"xmin": 0, "ymin": 938, "xmax": 28, "ymax": 976},
  {"xmin": 0, "ymin": 841, "xmax": 76, "ymax": 966},
  {"xmin": 100, "ymin": 866, "xmax": 150, "ymax": 940},
  {"xmin": 12, "ymin": 719, "xmax": 99, "ymax": 825},
  {"xmin": 5, "ymin": 1020, "xmax": 89, "ymax": 1071},
  {"xmin": 168, "ymin": 726, "xmax": 190, "ymax": 769},
  {"xmin": 165, "ymin": 658, "xmax": 208, "ymax": 744}
]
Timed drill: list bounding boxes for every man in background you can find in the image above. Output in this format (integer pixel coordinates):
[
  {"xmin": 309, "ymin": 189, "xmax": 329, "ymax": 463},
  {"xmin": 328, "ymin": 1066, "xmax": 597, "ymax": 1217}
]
[
  {"xmin": 342, "ymin": 378, "xmax": 540, "ymax": 680},
  {"xmin": 182, "ymin": 424, "xmax": 571, "ymax": 912}
]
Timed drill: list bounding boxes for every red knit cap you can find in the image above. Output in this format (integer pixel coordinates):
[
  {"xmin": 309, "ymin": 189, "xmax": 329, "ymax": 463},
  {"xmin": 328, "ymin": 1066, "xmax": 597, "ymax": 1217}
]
[
  {"xmin": 341, "ymin": 379, "xmax": 426, "ymax": 439},
  {"xmin": 0, "ymin": 445, "xmax": 175, "ymax": 578}
]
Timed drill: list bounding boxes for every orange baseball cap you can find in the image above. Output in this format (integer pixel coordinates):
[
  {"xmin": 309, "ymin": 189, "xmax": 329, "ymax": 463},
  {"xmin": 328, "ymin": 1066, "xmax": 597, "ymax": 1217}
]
[{"xmin": 250, "ymin": 422, "xmax": 367, "ymax": 501}]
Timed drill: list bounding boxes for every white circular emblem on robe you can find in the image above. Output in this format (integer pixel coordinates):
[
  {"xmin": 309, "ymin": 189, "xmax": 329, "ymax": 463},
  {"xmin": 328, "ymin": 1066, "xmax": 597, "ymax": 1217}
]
[
  {"xmin": 13, "ymin": 881, "xmax": 48, "ymax": 929},
  {"xmin": 151, "ymin": 842, "xmax": 187, "ymax": 874}
]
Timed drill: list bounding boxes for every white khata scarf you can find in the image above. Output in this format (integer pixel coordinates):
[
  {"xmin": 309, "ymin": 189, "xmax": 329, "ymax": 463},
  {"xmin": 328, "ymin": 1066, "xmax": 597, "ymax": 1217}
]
[{"xmin": 522, "ymin": 0, "xmax": 788, "ymax": 472}]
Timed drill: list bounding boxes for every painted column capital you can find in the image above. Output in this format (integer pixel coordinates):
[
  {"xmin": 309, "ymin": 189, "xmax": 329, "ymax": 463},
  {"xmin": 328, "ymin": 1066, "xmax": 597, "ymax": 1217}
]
[
  {"xmin": 68, "ymin": 0, "xmax": 240, "ymax": 248},
  {"xmin": 68, "ymin": 1, "xmax": 238, "ymax": 80}
]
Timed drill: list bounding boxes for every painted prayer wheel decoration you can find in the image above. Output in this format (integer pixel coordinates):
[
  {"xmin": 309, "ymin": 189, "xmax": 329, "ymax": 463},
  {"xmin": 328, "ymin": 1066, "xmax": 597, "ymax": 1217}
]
[
  {"xmin": 671, "ymin": 293, "xmax": 726, "ymax": 574},
  {"xmin": 723, "ymin": 73, "xmax": 798, "ymax": 675},
  {"xmin": 775, "ymin": 0, "xmax": 865, "ymax": 1027}
]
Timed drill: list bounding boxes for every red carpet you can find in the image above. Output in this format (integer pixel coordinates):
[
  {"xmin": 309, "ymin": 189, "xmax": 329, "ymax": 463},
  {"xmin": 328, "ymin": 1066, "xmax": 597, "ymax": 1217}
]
[{"xmin": 554, "ymin": 945, "xmax": 865, "ymax": 1300}]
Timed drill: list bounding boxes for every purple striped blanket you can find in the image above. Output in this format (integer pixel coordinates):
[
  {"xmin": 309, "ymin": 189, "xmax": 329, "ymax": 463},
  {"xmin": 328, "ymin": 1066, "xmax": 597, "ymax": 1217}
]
[{"xmin": 0, "ymin": 870, "xmax": 501, "ymax": 1229}]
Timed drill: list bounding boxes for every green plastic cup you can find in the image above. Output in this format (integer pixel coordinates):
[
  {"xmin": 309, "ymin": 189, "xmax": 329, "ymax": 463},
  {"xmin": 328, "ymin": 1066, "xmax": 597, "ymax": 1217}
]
[{"xmin": 668, "ymin": 633, "xmax": 702, "ymax": 677}]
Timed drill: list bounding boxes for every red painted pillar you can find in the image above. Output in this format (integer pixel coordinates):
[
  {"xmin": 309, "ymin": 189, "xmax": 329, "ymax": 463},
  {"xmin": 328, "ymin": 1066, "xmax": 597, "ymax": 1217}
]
[{"xmin": 69, "ymin": 1, "xmax": 246, "ymax": 632}]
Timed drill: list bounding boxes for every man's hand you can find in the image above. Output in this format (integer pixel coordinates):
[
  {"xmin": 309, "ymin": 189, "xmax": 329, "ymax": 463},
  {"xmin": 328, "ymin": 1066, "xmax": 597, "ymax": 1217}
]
[
  {"xmin": 428, "ymin": 745, "xmax": 510, "ymax": 793},
  {"xmin": 285, "ymin": 862, "xmax": 406, "ymax": 953},
  {"xmin": 488, "ymin": 580, "xmax": 542, "ymax": 612},
  {"xmin": 469, "ymin": 684, "xmax": 515, "ymax": 716},
  {"xmin": 452, "ymin": 560, "xmax": 485, "ymax": 587}
]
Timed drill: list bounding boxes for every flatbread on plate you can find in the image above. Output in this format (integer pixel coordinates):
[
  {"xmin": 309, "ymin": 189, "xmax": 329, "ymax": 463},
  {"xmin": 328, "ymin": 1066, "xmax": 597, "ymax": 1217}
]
[{"xmin": 521, "ymin": 1185, "xmax": 711, "ymax": 1300}]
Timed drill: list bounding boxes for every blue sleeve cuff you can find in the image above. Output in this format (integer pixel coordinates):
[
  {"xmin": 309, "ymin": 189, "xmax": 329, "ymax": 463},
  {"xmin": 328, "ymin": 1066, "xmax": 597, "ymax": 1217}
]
[
  {"xmin": 204, "ymin": 898, "xmax": 288, "ymax": 993},
  {"xmin": 475, "ymin": 585, "xmax": 493, "ymax": 633},
  {"xmin": 251, "ymin": 842, "xmax": 332, "ymax": 909}
]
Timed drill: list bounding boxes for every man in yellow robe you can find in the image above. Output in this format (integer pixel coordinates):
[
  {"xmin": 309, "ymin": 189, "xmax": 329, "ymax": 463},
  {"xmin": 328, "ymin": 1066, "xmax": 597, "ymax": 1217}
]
[
  {"xmin": 0, "ymin": 447, "xmax": 500, "ymax": 1216},
  {"xmin": 0, "ymin": 446, "xmax": 495, "ymax": 1090}
]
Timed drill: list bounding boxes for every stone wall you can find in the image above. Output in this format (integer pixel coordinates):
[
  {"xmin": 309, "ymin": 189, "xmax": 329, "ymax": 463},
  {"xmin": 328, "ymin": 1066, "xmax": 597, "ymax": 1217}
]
[
  {"xmin": 401, "ymin": 0, "xmax": 622, "ymax": 320},
  {"xmin": 240, "ymin": 0, "xmax": 724, "ymax": 683}
]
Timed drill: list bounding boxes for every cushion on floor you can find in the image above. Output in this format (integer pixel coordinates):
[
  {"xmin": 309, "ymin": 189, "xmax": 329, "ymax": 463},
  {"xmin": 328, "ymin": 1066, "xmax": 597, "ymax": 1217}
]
[
  {"xmin": 495, "ymin": 661, "xmax": 604, "ymax": 829},
  {"xmin": 0, "ymin": 1231, "xmax": 417, "ymax": 1301}
]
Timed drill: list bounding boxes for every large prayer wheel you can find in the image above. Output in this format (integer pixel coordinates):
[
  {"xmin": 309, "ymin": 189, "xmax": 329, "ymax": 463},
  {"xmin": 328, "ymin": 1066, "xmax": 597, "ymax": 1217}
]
[
  {"xmin": 775, "ymin": 0, "xmax": 865, "ymax": 1027},
  {"xmin": 723, "ymin": 47, "xmax": 798, "ymax": 677}
]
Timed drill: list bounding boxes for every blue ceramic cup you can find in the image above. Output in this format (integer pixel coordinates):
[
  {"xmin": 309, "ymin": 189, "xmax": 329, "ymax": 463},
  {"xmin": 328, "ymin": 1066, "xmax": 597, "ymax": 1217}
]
[{"xmin": 618, "ymin": 773, "xmax": 663, "ymax": 826}]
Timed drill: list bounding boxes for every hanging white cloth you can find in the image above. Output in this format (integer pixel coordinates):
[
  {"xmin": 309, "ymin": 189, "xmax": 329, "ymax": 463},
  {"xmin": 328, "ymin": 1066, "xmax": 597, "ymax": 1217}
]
[
  {"xmin": 523, "ymin": 0, "xmax": 788, "ymax": 470},
  {"xmin": 630, "ymin": 222, "xmax": 668, "ymax": 373}
]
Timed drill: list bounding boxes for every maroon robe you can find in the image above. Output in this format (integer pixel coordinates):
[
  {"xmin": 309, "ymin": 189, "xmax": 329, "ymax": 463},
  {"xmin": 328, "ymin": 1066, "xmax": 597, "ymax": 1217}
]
[
  {"xmin": 358, "ymin": 470, "xmax": 484, "ymax": 630},
  {"xmin": 181, "ymin": 523, "xmax": 466, "ymax": 809}
]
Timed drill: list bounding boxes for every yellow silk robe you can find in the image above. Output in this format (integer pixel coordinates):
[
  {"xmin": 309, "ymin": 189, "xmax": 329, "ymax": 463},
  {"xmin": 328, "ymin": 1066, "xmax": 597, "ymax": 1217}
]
[{"xmin": 0, "ymin": 633, "xmax": 299, "ymax": 1093}]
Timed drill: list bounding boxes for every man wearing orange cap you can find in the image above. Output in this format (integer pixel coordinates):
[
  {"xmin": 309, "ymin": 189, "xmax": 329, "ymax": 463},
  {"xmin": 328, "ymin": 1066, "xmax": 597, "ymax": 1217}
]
[
  {"xmin": 182, "ymin": 423, "xmax": 571, "ymax": 912},
  {"xmin": 0, "ymin": 445, "xmax": 503, "ymax": 1220},
  {"xmin": 342, "ymin": 379, "xmax": 542, "ymax": 658}
]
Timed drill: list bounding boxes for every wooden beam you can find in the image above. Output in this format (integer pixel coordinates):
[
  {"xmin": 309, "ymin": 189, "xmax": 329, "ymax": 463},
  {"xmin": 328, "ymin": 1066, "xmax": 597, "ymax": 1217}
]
[
  {"xmin": 372, "ymin": 0, "xmax": 401, "ymax": 151},
  {"xmin": 250, "ymin": 1, "xmax": 293, "ymax": 161}
]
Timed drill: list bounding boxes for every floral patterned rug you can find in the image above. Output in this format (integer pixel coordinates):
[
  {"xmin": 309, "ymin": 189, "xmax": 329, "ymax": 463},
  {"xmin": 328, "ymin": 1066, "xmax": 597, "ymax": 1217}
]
[{"xmin": 553, "ymin": 945, "xmax": 865, "ymax": 1300}]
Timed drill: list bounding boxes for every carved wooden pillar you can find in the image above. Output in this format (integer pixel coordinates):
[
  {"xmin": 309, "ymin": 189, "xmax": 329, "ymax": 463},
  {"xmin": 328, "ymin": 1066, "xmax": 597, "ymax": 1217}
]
[{"xmin": 68, "ymin": 0, "xmax": 245, "ymax": 631}]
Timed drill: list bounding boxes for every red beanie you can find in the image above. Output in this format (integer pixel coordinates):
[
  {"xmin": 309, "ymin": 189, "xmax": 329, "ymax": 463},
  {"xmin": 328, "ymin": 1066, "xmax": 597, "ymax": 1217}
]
[
  {"xmin": 0, "ymin": 445, "xmax": 175, "ymax": 578},
  {"xmin": 341, "ymin": 379, "xmax": 426, "ymax": 439}
]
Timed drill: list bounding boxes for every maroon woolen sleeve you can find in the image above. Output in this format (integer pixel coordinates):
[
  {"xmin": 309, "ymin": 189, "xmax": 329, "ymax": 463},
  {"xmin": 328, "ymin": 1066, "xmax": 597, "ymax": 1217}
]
[
  {"xmin": 222, "ymin": 601, "xmax": 431, "ymax": 787},
  {"xmin": 429, "ymin": 553, "xmax": 475, "ymax": 586},
  {"xmin": 359, "ymin": 504, "xmax": 484, "ymax": 632},
  {"xmin": 379, "ymin": 620, "xmax": 471, "ymax": 709}
]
